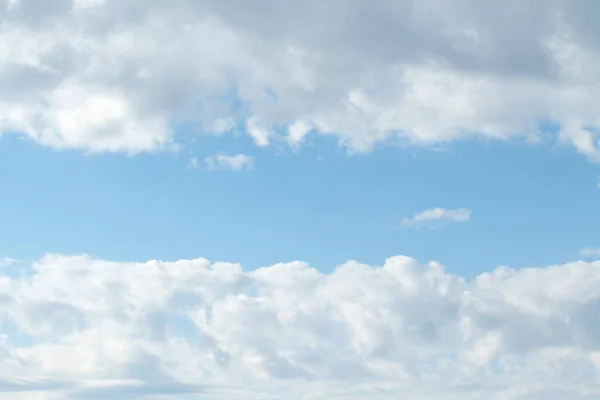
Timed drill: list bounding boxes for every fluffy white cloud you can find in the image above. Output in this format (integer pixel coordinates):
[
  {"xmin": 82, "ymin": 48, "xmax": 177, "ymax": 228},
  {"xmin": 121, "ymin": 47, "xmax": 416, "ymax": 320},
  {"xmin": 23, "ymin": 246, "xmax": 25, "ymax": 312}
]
[
  {"xmin": 1, "ymin": 253, "xmax": 600, "ymax": 399},
  {"xmin": 1, "ymin": 1, "xmax": 600, "ymax": 158},
  {"xmin": 204, "ymin": 153, "xmax": 254, "ymax": 171},
  {"xmin": 401, "ymin": 207, "xmax": 472, "ymax": 227}
]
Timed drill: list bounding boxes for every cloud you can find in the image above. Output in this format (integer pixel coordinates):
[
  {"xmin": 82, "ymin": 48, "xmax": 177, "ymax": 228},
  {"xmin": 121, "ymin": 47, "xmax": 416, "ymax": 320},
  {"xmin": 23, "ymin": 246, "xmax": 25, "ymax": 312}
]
[
  {"xmin": 401, "ymin": 207, "xmax": 472, "ymax": 227},
  {"xmin": 1, "ymin": 1, "xmax": 600, "ymax": 159},
  {"xmin": 580, "ymin": 247, "xmax": 600, "ymax": 259},
  {"xmin": 1, "ymin": 253, "xmax": 600, "ymax": 399},
  {"xmin": 187, "ymin": 157, "xmax": 198, "ymax": 169},
  {"xmin": 204, "ymin": 153, "xmax": 254, "ymax": 171},
  {"xmin": 0, "ymin": 257, "xmax": 18, "ymax": 268}
]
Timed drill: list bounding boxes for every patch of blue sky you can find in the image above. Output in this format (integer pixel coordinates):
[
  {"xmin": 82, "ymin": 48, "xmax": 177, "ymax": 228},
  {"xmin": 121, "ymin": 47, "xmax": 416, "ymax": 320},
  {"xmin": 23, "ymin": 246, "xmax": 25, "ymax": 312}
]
[
  {"xmin": 166, "ymin": 314, "xmax": 200, "ymax": 343},
  {"xmin": 0, "ymin": 317, "xmax": 35, "ymax": 348},
  {"xmin": 0, "ymin": 120, "xmax": 599, "ymax": 279}
]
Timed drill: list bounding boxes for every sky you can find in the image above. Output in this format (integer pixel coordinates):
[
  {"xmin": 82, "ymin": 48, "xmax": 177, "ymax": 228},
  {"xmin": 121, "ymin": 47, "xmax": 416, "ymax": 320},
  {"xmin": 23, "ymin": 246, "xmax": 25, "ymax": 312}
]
[{"xmin": 1, "ymin": 0, "xmax": 600, "ymax": 399}]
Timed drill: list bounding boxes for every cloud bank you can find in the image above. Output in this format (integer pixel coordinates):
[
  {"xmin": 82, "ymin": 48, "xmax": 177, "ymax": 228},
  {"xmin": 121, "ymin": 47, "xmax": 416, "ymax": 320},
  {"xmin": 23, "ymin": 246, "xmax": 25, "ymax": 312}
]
[
  {"xmin": 1, "ymin": 1, "xmax": 600, "ymax": 159},
  {"xmin": 1, "ymin": 253, "xmax": 600, "ymax": 399}
]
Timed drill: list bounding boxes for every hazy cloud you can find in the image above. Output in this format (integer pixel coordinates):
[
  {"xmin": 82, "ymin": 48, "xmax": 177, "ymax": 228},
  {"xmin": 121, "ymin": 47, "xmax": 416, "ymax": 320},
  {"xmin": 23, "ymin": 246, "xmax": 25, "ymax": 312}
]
[
  {"xmin": 401, "ymin": 207, "xmax": 472, "ymax": 227},
  {"xmin": 204, "ymin": 153, "xmax": 254, "ymax": 171}
]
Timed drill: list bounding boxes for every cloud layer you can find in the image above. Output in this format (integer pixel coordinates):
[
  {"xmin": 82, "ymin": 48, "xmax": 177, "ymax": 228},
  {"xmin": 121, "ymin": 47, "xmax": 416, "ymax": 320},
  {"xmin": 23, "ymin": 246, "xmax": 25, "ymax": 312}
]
[
  {"xmin": 1, "ymin": 1, "xmax": 600, "ymax": 159},
  {"xmin": 1, "ymin": 253, "xmax": 600, "ymax": 399}
]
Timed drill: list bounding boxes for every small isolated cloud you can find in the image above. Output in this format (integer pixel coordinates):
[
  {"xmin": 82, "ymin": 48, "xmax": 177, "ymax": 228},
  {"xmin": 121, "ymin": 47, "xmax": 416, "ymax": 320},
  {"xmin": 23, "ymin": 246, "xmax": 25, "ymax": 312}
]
[
  {"xmin": 188, "ymin": 157, "xmax": 199, "ymax": 169},
  {"xmin": 401, "ymin": 207, "xmax": 472, "ymax": 227},
  {"xmin": 580, "ymin": 247, "xmax": 600, "ymax": 259},
  {"xmin": 204, "ymin": 153, "xmax": 254, "ymax": 171}
]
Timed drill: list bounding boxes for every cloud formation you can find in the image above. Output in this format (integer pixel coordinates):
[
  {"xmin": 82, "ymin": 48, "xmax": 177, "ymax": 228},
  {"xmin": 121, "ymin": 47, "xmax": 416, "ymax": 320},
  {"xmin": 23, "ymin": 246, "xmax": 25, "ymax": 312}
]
[
  {"xmin": 401, "ymin": 207, "xmax": 472, "ymax": 227},
  {"xmin": 1, "ymin": 253, "xmax": 600, "ymax": 399},
  {"xmin": 1, "ymin": 1, "xmax": 600, "ymax": 159},
  {"xmin": 204, "ymin": 153, "xmax": 254, "ymax": 171}
]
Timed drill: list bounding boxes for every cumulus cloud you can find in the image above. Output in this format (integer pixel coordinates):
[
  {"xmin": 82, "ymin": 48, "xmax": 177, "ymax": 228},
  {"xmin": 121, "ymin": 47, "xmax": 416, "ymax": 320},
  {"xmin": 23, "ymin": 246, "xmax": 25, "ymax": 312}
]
[
  {"xmin": 1, "ymin": 1, "xmax": 600, "ymax": 159},
  {"xmin": 204, "ymin": 153, "xmax": 254, "ymax": 171},
  {"xmin": 401, "ymin": 207, "xmax": 472, "ymax": 227},
  {"xmin": 1, "ymin": 253, "xmax": 600, "ymax": 399}
]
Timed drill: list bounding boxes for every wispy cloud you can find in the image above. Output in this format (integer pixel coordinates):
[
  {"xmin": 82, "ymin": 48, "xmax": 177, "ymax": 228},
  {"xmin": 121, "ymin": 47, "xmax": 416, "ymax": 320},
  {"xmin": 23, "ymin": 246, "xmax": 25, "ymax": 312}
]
[
  {"xmin": 580, "ymin": 247, "xmax": 600, "ymax": 259},
  {"xmin": 0, "ymin": 257, "xmax": 19, "ymax": 267},
  {"xmin": 203, "ymin": 153, "xmax": 254, "ymax": 172},
  {"xmin": 401, "ymin": 207, "xmax": 472, "ymax": 227},
  {"xmin": 188, "ymin": 157, "xmax": 199, "ymax": 169}
]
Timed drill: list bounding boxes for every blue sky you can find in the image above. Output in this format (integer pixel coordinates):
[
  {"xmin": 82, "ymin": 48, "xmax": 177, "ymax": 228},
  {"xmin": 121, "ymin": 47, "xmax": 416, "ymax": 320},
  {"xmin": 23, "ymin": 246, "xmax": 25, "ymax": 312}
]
[
  {"xmin": 2, "ymin": 129, "xmax": 599, "ymax": 278},
  {"xmin": 3, "ymin": 1, "xmax": 600, "ymax": 399}
]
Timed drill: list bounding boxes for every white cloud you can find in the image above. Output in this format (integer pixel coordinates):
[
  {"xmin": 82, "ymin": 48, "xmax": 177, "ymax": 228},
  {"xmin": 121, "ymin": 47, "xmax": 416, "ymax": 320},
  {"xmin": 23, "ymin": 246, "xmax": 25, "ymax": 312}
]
[
  {"xmin": 580, "ymin": 247, "xmax": 600, "ymax": 259},
  {"xmin": 1, "ymin": 1, "xmax": 600, "ymax": 158},
  {"xmin": 204, "ymin": 153, "xmax": 254, "ymax": 171},
  {"xmin": 401, "ymin": 207, "xmax": 472, "ymax": 227},
  {"xmin": 1, "ymin": 253, "xmax": 600, "ymax": 399}
]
